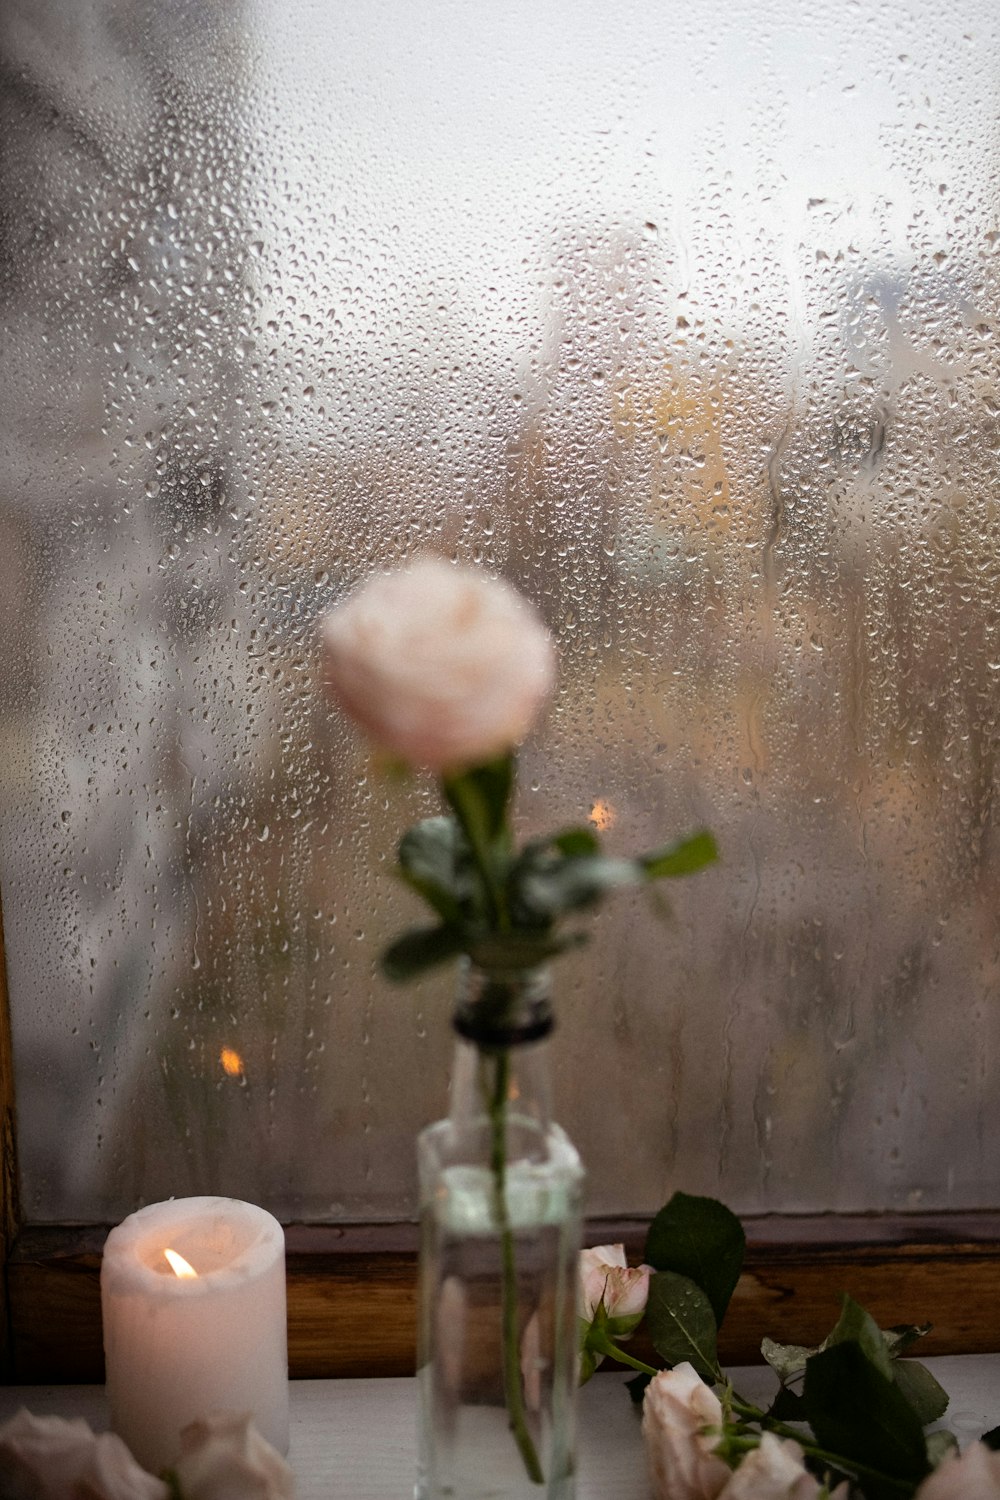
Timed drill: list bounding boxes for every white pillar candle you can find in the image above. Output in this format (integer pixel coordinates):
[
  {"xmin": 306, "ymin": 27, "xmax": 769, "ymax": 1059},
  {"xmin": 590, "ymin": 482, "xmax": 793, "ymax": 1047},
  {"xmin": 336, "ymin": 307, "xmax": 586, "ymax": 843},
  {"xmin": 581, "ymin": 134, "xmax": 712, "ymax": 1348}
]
[{"xmin": 100, "ymin": 1195, "xmax": 289, "ymax": 1475}]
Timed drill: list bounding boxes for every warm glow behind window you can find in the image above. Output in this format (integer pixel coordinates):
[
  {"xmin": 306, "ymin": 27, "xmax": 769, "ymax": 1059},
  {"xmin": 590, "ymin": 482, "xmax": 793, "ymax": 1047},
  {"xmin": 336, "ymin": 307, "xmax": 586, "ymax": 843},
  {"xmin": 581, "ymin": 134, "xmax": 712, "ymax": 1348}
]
[{"xmin": 588, "ymin": 800, "xmax": 616, "ymax": 833}]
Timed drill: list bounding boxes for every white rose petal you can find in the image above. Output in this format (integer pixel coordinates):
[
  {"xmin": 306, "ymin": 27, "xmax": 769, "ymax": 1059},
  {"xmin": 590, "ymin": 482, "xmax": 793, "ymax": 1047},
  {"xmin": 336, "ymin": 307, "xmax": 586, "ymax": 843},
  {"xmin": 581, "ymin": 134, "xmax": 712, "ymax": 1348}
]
[
  {"xmin": 0, "ymin": 1408, "xmax": 167, "ymax": 1500},
  {"xmin": 320, "ymin": 557, "xmax": 556, "ymax": 772},
  {"xmin": 173, "ymin": 1412, "xmax": 295, "ymax": 1500},
  {"xmin": 915, "ymin": 1441, "xmax": 1000, "ymax": 1499},
  {"xmin": 642, "ymin": 1363, "xmax": 732, "ymax": 1500}
]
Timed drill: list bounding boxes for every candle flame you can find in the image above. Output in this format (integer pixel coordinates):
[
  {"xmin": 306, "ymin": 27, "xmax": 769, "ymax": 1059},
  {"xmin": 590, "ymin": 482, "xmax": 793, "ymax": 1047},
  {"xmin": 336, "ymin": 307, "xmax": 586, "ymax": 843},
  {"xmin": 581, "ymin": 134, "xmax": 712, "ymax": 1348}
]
[
  {"xmin": 164, "ymin": 1248, "xmax": 198, "ymax": 1279},
  {"xmin": 588, "ymin": 798, "xmax": 616, "ymax": 831},
  {"xmin": 220, "ymin": 1046, "xmax": 244, "ymax": 1078}
]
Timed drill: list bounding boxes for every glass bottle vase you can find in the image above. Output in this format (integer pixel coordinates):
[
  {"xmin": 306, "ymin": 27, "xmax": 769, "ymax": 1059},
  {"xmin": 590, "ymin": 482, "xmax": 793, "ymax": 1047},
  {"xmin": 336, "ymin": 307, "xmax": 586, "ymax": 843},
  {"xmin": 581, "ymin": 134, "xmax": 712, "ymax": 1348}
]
[{"xmin": 416, "ymin": 965, "xmax": 584, "ymax": 1500}]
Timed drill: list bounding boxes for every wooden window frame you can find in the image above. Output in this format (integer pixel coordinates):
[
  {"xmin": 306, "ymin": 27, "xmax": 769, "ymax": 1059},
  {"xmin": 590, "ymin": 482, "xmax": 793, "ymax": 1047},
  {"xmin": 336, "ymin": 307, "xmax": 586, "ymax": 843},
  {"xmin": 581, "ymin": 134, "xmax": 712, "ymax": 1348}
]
[{"xmin": 3, "ymin": 911, "xmax": 1000, "ymax": 1383}]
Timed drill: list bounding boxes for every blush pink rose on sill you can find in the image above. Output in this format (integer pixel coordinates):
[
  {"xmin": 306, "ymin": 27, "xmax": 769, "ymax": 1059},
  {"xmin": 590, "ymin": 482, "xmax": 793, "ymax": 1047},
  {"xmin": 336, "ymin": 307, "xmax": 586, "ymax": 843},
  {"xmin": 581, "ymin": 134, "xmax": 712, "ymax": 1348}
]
[
  {"xmin": 579, "ymin": 1243, "xmax": 653, "ymax": 1325},
  {"xmin": 0, "ymin": 1407, "xmax": 168, "ymax": 1500},
  {"xmin": 642, "ymin": 1371, "xmax": 852, "ymax": 1500},
  {"xmin": 642, "ymin": 1363, "xmax": 732, "ymax": 1500},
  {"xmin": 719, "ymin": 1431, "xmax": 849, "ymax": 1500},
  {"xmin": 914, "ymin": 1441, "xmax": 1000, "ymax": 1498},
  {"xmin": 320, "ymin": 557, "xmax": 556, "ymax": 773},
  {"xmin": 579, "ymin": 1244, "xmax": 655, "ymax": 1380},
  {"xmin": 173, "ymin": 1412, "xmax": 295, "ymax": 1500}
]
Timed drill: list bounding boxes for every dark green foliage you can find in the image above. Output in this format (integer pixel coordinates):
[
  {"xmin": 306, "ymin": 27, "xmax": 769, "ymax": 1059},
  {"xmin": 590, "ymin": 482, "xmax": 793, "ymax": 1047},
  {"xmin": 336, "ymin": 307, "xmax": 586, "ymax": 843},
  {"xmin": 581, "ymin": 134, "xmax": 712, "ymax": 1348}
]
[{"xmin": 645, "ymin": 1191, "xmax": 745, "ymax": 1325}]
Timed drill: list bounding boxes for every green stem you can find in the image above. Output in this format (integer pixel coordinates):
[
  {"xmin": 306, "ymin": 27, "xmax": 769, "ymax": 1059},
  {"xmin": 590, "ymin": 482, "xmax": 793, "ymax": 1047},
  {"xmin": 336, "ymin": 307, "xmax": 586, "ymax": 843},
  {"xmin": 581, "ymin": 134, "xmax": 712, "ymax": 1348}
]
[
  {"xmin": 488, "ymin": 1047, "xmax": 544, "ymax": 1486},
  {"xmin": 443, "ymin": 770, "xmax": 510, "ymax": 931},
  {"xmin": 471, "ymin": 829, "xmax": 508, "ymax": 929},
  {"xmin": 587, "ymin": 1330, "xmax": 659, "ymax": 1377},
  {"xmin": 445, "ymin": 766, "xmax": 539, "ymax": 1481},
  {"xmin": 728, "ymin": 1394, "xmax": 916, "ymax": 1495}
]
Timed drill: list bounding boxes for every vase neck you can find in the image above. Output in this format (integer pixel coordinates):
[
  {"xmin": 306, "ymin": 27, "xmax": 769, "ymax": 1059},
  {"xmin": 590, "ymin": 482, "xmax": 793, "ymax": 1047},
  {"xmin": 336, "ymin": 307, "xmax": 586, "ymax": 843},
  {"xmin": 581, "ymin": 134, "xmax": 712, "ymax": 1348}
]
[
  {"xmin": 448, "ymin": 965, "xmax": 554, "ymax": 1139},
  {"xmin": 451, "ymin": 963, "xmax": 553, "ymax": 1049}
]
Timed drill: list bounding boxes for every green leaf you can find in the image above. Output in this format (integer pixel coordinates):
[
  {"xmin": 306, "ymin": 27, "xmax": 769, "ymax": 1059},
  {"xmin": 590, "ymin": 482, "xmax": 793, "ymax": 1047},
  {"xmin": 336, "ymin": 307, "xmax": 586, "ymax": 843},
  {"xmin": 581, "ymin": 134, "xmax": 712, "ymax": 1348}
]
[
  {"xmin": 640, "ymin": 830, "xmax": 719, "ymax": 879},
  {"xmin": 826, "ymin": 1297, "xmax": 945, "ymax": 1423},
  {"xmin": 396, "ymin": 817, "xmax": 468, "ymax": 923},
  {"xmin": 884, "ymin": 1324, "xmax": 932, "ymax": 1358},
  {"xmin": 645, "ymin": 1269, "xmax": 720, "ymax": 1382},
  {"xmin": 644, "ymin": 1192, "xmax": 746, "ymax": 1326},
  {"xmin": 768, "ymin": 1384, "xmax": 809, "ymax": 1422},
  {"xmin": 925, "ymin": 1431, "xmax": 958, "ymax": 1467},
  {"xmin": 827, "ymin": 1295, "xmax": 894, "ymax": 1381},
  {"xmin": 515, "ymin": 854, "xmax": 640, "ymax": 917},
  {"xmin": 803, "ymin": 1343, "xmax": 931, "ymax": 1496},
  {"xmin": 552, "ymin": 826, "xmax": 602, "ymax": 857},
  {"xmin": 761, "ymin": 1335, "xmax": 820, "ymax": 1385},
  {"xmin": 893, "ymin": 1360, "xmax": 949, "ymax": 1425},
  {"xmin": 765, "ymin": 1308, "xmax": 943, "ymax": 1424},
  {"xmin": 380, "ymin": 924, "xmax": 465, "ymax": 981},
  {"xmin": 981, "ymin": 1425, "xmax": 1000, "ymax": 1451},
  {"xmin": 466, "ymin": 929, "xmax": 587, "ymax": 972},
  {"xmin": 442, "ymin": 755, "xmax": 514, "ymax": 847}
]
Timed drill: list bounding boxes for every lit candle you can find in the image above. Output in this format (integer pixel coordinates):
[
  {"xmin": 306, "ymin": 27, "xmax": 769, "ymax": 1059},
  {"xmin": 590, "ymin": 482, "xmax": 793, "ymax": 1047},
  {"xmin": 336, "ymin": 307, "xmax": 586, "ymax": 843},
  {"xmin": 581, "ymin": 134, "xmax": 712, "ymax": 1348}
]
[{"xmin": 100, "ymin": 1196, "xmax": 289, "ymax": 1475}]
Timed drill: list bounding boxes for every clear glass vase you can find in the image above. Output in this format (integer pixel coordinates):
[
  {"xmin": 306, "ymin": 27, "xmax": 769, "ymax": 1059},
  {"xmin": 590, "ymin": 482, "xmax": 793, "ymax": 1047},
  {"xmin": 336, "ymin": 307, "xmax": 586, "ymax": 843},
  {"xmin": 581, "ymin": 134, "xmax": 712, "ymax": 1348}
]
[{"xmin": 416, "ymin": 965, "xmax": 584, "ymax": 1500}]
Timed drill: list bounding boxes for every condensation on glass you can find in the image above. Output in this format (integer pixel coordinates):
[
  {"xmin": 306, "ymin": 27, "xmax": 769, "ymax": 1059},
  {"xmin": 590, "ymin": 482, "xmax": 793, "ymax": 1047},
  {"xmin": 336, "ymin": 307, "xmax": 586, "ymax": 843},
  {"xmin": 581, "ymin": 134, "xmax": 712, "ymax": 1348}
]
[{"xmin": 0, "ymin": 0, "xmax": 996, "ymax": 1223}]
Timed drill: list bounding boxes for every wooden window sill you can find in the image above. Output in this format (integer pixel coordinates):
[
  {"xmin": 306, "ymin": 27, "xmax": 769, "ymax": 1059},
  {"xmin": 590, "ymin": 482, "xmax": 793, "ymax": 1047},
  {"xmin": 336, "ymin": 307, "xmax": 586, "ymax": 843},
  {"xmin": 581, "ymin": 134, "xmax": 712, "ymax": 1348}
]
[{"xmin": 9, "ymin": 1213, "xmax": 1000, "ymax": 1382}]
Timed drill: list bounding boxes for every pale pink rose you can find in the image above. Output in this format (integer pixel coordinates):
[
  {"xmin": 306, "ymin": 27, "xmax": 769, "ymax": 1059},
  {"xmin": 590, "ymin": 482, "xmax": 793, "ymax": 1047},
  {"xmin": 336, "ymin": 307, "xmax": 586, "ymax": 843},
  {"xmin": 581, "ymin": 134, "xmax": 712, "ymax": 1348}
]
[
  {"xmin": 915, "ymin": 1441, "xmax": 1000, "ymax": 1498},
  {"xmin": 0, "ymin": 1408, "xmax": 167, "ymax": 1500},
  {"xmin": 173, "ymin": 1413, "xmax": 295, "ymax": 1500},
  {"xmin": 579, "ymin": 1243, "xmax": 652, "ymax": 1322},
  {"xmin": 719, "ymin": 1432, "xmax": 849, "ymax": 1500},
  {"xmin": 642, "ymin": 1363, "xmax": 732, "ymax": 1500},
  {"xmin": 320, "ymin": 557, "xmax": 556, "ymax": 772}
]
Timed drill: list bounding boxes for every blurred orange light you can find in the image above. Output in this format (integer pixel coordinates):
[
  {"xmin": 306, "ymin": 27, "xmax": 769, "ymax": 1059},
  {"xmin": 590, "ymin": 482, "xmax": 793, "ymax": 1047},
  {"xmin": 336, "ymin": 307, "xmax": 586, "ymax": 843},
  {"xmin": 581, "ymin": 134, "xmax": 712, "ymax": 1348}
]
[
  {"xmin": 588, "ymin": 799, "xmax": 615, "ymax": 831},
  {"xmin": 220, "ymin": 1046, "xmax": 244, "ymax": 1078}
]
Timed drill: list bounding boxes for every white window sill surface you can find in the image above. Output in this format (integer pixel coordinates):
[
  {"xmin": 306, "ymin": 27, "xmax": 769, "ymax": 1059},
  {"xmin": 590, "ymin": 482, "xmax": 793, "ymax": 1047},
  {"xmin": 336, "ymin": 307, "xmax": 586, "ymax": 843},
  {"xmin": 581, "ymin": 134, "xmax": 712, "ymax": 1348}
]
[{"xmin": 3, "ymin": 1359, "xmax": 1000, "ymax": 1498}]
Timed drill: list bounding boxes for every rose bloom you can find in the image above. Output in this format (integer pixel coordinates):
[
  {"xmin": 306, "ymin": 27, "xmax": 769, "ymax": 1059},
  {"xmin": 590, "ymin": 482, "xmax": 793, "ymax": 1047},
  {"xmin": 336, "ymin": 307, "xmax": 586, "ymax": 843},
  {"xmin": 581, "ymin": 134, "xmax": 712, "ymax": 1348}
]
[
  {"xmin": 0, "ymin": 1408, "xmax": 167, "ymax": 1500},
  {"xmin": 643, "ymin": 1363, "xmax": 732, "ymax": 1500},
  {"xmin": 915, "ymin": 1441, "xmax": 1000, "ymax": 1499},
  {"xmin": 173, "ymin": 1412, "xmax": 295, "ymax": 1500},
  {"xmin": 579, "ymin": 1243, "xmax": 652, "ymax": 1324},
  {"xmin": 320, "ymin": 557, "xmax": 556, "ymax": 772},
  {"xmin": 719, "ymin": 1432, "xmax": 849, "ymax": 1500}
]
